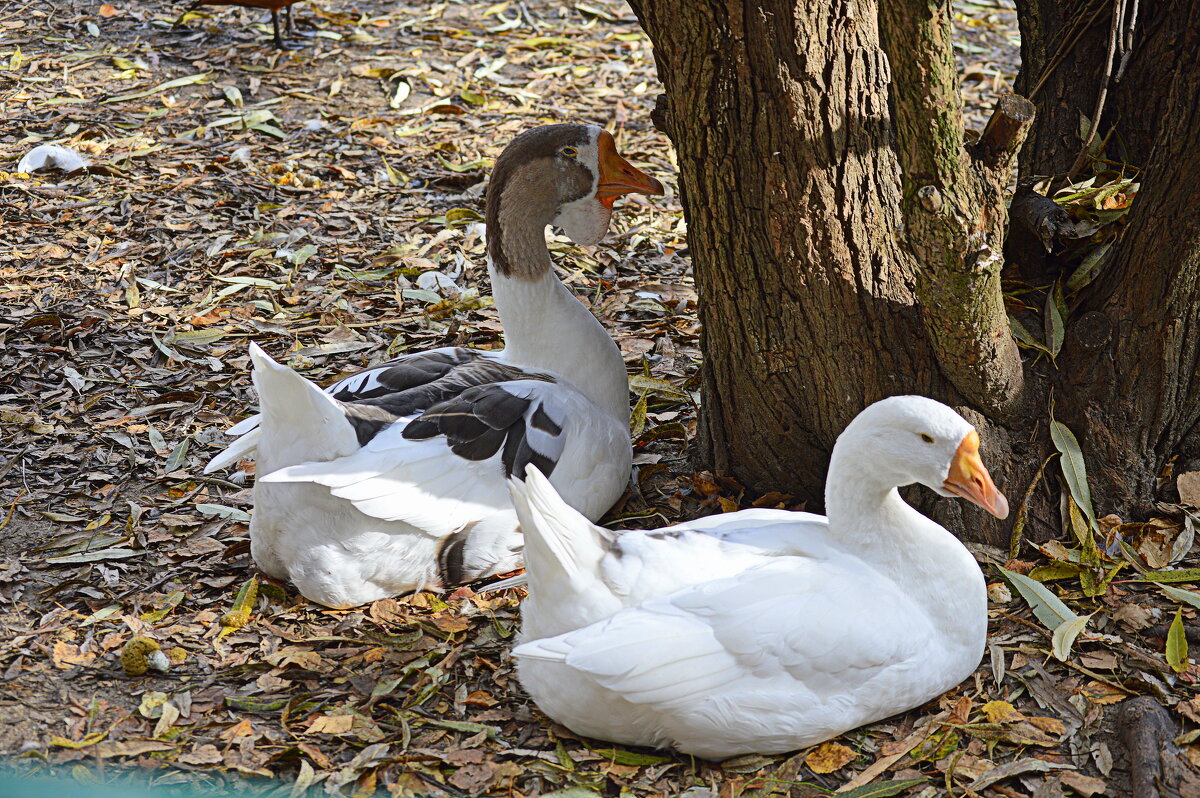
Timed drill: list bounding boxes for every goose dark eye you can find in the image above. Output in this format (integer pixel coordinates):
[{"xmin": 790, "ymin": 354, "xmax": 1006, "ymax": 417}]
[
  {"xmin": 560, "ymin": 146, "xmax": 578, "ymax": 158},
  {"xmin": 920, "ymin": 433, "xmax": 935, "ymax": 444}
]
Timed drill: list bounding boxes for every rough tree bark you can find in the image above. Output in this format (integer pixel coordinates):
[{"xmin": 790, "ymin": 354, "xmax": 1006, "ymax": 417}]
[
  {"xmin": 1015, "ymin": 0, "xmax": 1200, "ymax": 509},
  {"xmin": 628, "ymin": 0, "xmax": 1200, "ymax": 546},
  {"xmin": 625, "ymin": 0, "xmax": 937, "ymax": 502}
]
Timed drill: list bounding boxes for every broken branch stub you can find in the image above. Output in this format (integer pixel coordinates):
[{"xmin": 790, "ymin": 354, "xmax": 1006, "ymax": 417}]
[{"xmin": 972, "ymin": 92, "xmax": 1037, "ymax": 172}]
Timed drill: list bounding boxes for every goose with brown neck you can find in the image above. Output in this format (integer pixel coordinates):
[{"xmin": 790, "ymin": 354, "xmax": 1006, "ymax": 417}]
[{"xmin": 204, "ymin": 124, "xmax": 663, "ymax": 609}]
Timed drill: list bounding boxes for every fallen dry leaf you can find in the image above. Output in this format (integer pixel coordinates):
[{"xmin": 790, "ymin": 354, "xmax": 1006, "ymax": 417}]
[
  {"xmin": 806, "ymin": 741, "xmax": 857, "ymax": 774},
  {"xmin": 981, "ymin": 700, "xmax": 1023, "ymax": 723},
  {"xmin": 1027, "ymin": 716, "xmax": 1067, "ymax": 735},
  {"xmin": 178, "ymin": 745, "xmax": 224, "ymax": 766},
  {"xmin": 52, "ymin": 640, "xmax": 97, "ymax": 669},
  {"xmin": 307, "ymin": 715, "xmax": 355, "ymax": 735},
  {"xmin": 1061, "ymin": 770, "xmax": 1108, "ymax": 797},
  {"xmin": 1078, "ymin": 680, "xmax": 1130, "ymax": 705},
  {"xmin": 448, "ymin": 761, "xmax": 501, "ymax": 792},
  {"xmin": 1179, "ymin": 471, "xmax": 1200, "ymax": 507}
]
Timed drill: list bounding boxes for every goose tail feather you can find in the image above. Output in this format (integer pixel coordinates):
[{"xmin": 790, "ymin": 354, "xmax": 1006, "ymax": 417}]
[
  {"xmin": 208, "ymin": 343, "xmax": 357, "ymax": 472},
  {"xmin": 508, "ymin": 466, "xmax": 612, "ymax": 586}
]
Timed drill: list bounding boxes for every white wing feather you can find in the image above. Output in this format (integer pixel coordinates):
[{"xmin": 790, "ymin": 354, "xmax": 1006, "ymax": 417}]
[
  {"xmin": 260, "ymin": 382, "xmax": 602, "ymax": 535},
  {"xmin": 516, "ymin": 558, "xmax": 926, "ymax": 708}
]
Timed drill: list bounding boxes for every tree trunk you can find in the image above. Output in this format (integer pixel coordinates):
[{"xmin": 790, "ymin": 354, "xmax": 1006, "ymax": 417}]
[
  {"xmin": 628, "ymin": 0, "xmax": 1200, "ymax": 546},
  {"xmin": 623, "ymin": 1, "xmax": 937, "ymax": 500},
  {"xmin": 627, "ymin": 0, "xmax": 1030, "ymax": 545},
  {"xmin": 1016, "ymin": 0, "xmax": 1200, "ymax": 514},
  {"xmin": 1014, "ymin": 0, "xmax": 1186, "ymax": 178}
]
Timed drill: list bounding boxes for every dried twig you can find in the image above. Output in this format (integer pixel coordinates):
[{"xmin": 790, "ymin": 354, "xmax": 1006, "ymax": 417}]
[{"xmin": 1067, "ymin": 0, "xmax": 1124, "ymax": 180}]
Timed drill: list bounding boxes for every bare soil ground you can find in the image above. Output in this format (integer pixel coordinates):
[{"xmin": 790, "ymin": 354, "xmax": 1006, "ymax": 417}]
[{"xmin": 2, "ymin": 1, "xmax": 1198, "ymax": 796}]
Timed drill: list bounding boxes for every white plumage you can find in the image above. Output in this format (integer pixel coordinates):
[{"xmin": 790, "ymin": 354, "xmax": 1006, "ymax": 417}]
[
  {"xmin": 511, "ymin": 396, "xmax": 1009, "ymax": 759},
  {"xmin": 203, "ymin": 125, "xmax": 663, "ymax": 608}
]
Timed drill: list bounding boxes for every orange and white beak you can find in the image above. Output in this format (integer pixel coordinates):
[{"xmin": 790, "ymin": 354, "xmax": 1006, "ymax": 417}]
[
  {"xmin": 943, "ymin": 430, "xmax": 1009, "ymax": 519},
  {"xmin": 596, "ymin": 130, "xmax": 665, "ymax": 208}
]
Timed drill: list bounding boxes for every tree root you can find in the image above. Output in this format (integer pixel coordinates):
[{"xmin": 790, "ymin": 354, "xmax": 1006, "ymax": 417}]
[{"xmin": 1117, "ymin": 696, "xmax": 1200, "ymax": 798}]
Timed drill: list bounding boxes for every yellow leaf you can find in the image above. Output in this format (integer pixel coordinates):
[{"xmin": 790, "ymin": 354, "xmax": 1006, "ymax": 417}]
[
  {"xmin": 430, "ymin": 612, "xmax": 471, "ymax": 634},
  {"xmin": 1077, "ymin": 680, "xmax": 1129, "ymax": 705},
  {"xmin": 264, "ymin": 645, "xmax": 325, "ymax": 670},
  {"xmin": 981, "ymin": 700, "xmax": 1023, "ymax": 723},
  {"xmin": 218, "ymin": 575, "xmax": 258, "ymax": 640},
  {"xmin": 219, "ymin": 718, "xmax": 255, "ymax": 740},
  {"xmin": 805, "ymin": 741, "xmax": 857, "ymax": 774},
  {"xmin": 52, "ymin": 640, "xmax": 97, "ymax": 669},
  {"xmin": 49, "ymin": 731, "xmax": 107, "ymax": 749},
  {"xmin": 1027, "ymin": 716, "xmax": 1066, "ymax": 735},
  {"xmin": 138, "ymin": 690, "xmax": 169, "ymax": 718},
  {"xmin": 1167, "ymin": 608, "xmax": 1189, "ymax": 673},
  {"xmin": 307, "ymin": 714, "xmax": 355, "ymax": 735}
]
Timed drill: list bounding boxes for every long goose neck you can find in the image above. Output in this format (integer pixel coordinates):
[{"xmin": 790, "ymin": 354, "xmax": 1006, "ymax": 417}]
[
  {"xmin": 489, "ymin": 261, "xmax": 629, "ymax": 426},
  {"xmin": 823, "ymin": 449, "xmax": 918, "ymax": 557},
  {"xmin": 824, "ymin": 435, "xmax": 987, "ymax": 651},
  {"xmin": 483, "ymin": 132, "xmax": 629, "ymax": 424}
]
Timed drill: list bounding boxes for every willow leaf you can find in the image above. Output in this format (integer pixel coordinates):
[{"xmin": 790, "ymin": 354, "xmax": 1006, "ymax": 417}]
[
  {"xmin": 1051, "ymin": 612, "xmax": 1093, "ymax": 661},
  {"xmin": 1050, "ymin": 420, "xmax": 1096, "ymax": 529},
  {"xmin": 1044, "ymin": 280, "xmax": 1066, "ymax": 358},
  {"xmin": 1137, "ymin": 568, "xmax": 1200, "ymax": 584},
  {"xmin": 1166, "ymin": 609, "xmax": 1188, "ymax": 673},
  {"xmin": 838, "ymin": 779, "xmax": 930, "ymax": 798},
  {"xmin": 1160, "ymin": 583, "xmax": 1200, "ymax": 610},
  {"xmin": 998, "ymin": 566, "xmax": 1079, "ymax": 631}
]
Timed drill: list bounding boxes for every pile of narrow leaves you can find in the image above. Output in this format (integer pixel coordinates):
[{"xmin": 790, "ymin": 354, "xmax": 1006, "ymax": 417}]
[{"xmin": 2, "ymin": 1, "xmax": 1198, "ymax": 796}]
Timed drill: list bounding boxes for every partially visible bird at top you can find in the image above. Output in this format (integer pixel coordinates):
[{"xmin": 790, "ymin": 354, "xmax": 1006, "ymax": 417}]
[{"xmin": 175, "ymin": 0, "xmax": 303, "ymax": 49}]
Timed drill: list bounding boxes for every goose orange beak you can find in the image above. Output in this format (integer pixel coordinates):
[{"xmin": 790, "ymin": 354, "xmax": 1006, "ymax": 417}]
[
  {"xmin": 596, "ymin": 130, "xmax": 664, "ymax": 208},
  {"xmin": 943, "ymin": 430, "xmax": 1009, "ymax": 519}
]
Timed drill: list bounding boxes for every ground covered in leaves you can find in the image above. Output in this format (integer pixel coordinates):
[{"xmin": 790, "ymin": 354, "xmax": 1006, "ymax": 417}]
[{"xmin": 2, "ymin": 1, "xmax": 1199, "ymax": 796}]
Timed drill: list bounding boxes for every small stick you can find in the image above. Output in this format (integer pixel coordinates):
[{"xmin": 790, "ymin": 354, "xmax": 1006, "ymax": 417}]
[{"xmin": 1067, "ymin": 0, "xmax": 1124, "ymax": 181}]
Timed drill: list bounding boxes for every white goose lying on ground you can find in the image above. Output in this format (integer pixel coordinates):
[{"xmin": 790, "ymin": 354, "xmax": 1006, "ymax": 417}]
[
  {"xmin": 204, "ymin": 124, "xmax": 664, "ymax": 608},
  {"xmin": 510, "ymin": 396, "xmax": 1008, "ymax": 760},
  {"xmin": 506, "ymin": 476, "xmax": 824, "ymax": 641}
]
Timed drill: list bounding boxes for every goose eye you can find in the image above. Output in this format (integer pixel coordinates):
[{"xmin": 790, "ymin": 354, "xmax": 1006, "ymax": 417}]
[
  {"xmin": 920, "ymin": 433, "xmax": 935, "ymax": 444},
  {"xmin": 560, "ymin": 146, "xmax": 578, "ymax": 158}
]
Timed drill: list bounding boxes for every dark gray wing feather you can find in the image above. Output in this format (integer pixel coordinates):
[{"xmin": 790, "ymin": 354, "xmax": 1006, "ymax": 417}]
[
  {"xmin": 324, "ymin": 348, "xmax": 554, "ymax": 447},
  {"xmin": 403, "ymin": 383, "xmax": 564, "ymax": 478}
]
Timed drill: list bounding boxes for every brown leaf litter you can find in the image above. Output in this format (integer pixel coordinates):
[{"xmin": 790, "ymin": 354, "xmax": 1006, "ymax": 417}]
[{"xmin": 2, "ymin": 0, "xmax": 1198, "ymax": 796}]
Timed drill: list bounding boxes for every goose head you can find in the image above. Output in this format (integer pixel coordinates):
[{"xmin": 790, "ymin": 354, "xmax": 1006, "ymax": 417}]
[
  {"xmin": 836, "ymin": 396, "xmax": 1009, "ymax": 519},
  {"xmin": 486, "ymin": 124, "xmax": 664, "ymax": 278}
]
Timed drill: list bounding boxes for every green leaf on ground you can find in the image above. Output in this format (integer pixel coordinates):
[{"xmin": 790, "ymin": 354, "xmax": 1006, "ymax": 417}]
[
  {"xmin": 1137, "ymin": 568, "xmax": 1200, "ymax": 583},
  {"xmin": 1160, "ymin": 583, "xmax": 1200, "ymax": 610},
  {"xmin": 838, "ymin": 779, "xmax": 930, "ymax": 797},
  {"xmin": 1044, "ymin": 280, "xmax": 1066, "ymax": 357},
  {"xmin": 1166, "ymin": 608, "xmax": 1188, "ymax": 673},
  {"xmin": 998, "ymin": 566, "xmax": 1080, "ymax": 631},
  {"xmin": 1051, "ymin": 612, "xmax": 1093, "ymax": 661},
  {"xmin": 1050, "ymin": 418, "xmax": 1097, "ymax": 530}
]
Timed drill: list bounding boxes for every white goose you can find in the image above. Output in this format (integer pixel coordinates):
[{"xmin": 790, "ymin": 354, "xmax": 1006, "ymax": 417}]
[
  {"xmin": 510, "ymin": 396, "xmax": 1008, "ymax": 760},
  {"xmin": 204, "ymin": 124, "xmax": 664, "ymax": 608}
]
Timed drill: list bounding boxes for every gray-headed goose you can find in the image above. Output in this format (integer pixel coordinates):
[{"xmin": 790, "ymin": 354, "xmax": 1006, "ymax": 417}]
[{"xmin": 205, "ymin": 124, "xmax": 664, "ymax": 608}]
